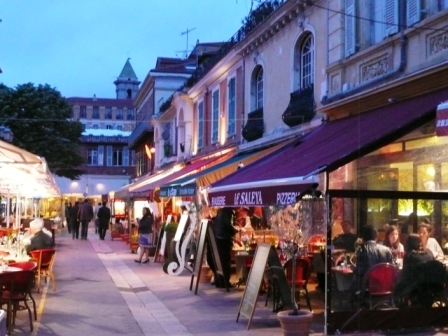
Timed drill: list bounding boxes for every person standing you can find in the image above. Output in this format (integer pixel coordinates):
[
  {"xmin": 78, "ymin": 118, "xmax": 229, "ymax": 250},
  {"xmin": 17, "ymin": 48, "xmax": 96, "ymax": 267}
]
[
  {"xmin": 134, "ymin": 207, "xmax": 154, "ymax": 264},
  {"xmin": 70, "ymin": 201, "xmax": 80, "ymax": 239},
  {"xmin": 78, "ymin": 199, "xmax": 94, "ymax": 240},
  {"xmin": 94, "ymin": 202, "xmax": 101, "ymax": 234},
  {"xmin": 64, "ymin": 202, "xmax": 72, "ymax": 234},
  {"xmin": 211, "ymin": 207, "xmax": 238, "ymax": 288},
  {"xmin": 97, "ymin": 201, "xmax": 111, "ymax": 240}
]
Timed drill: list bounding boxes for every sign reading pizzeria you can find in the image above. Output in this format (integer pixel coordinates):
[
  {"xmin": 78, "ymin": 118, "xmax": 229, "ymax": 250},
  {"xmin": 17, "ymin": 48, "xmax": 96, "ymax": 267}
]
[{"xmin": 208, "ymin": 183, "xmax": 317, "ymax": 207}]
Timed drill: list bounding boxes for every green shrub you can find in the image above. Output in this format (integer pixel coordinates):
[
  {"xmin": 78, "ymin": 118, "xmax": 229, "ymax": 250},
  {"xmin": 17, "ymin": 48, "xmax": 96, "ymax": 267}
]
[{"xmin": 163, "ymin": 221, "xmax": 178, "ymax": 233}]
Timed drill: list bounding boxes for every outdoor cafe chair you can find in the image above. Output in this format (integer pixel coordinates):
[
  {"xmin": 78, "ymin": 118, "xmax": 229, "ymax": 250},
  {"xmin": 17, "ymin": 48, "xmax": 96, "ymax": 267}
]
[
  {"xmin": 361, "ymin": 262, "xmax": 399, "ymax": 309},
  {"xmin": 283, "ymin": 256, "xmax": 312, "ymax": 311},
  {"xmin": 29, "ymin": 248, "xmax": 56, "ymax": 293},
  {"xmin": 8, "ymin": 261, "xmax": 38, "ymax": 320},
  {"xmin": 0, "ymin": 269, "xmax": 36, "ymax": 334}
]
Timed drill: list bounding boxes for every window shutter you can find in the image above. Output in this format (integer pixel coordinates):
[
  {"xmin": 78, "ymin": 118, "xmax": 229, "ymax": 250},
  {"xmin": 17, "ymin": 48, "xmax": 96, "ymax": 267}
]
[
  {"xmin": 212, "ymin": 90, "xmax": 219, "ymax": 143},
  {"xmin": 123, "ymin": 147, "xmax": 129, "ymax": 166},
  {"xmin": 385, "ymin": 0, "xmax": 399, "ymax": 35},
  {"xmin": 345, "ymin": 0, "xmax": 356, "ymax": 57},
  {"xmin": 97, "ymin": 145, "xmax": 104, "ymax": 166},
  {"xmin": 198, "ymin": 102, "xmax": 204, "ymax": 149},
  {"xmin": 106, "ymin": 146, "xmax": 112, "ymax": 166},
  {"xmin": 444, "ymin": 0, "xmax": 448, "ymax": 9},
  {"xmin": 228, "ymin": 77, "xmax": 236, "ymax": 136},
  {"xmin": 407, "ymin": 0, "xmax": 421, "ymax": 26}
]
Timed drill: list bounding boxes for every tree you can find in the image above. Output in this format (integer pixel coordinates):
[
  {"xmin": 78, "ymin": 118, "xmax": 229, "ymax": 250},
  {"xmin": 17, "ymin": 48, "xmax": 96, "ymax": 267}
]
[{"xmin": 0, "ymin": 83, "xmax": 85, "ymax": 179}]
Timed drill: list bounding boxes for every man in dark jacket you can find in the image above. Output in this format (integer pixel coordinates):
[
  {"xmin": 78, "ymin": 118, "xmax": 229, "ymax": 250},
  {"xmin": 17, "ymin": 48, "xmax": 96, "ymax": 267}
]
[
  {"xmin": 78, "ymin": 199, "xmax": 94, "ymax": 240},
  {"xmin": 70, "ymin": 201, "xmax": 80, "ymax": 239},
  {"xmin": 97, "ymin": 201, "xmax": 111, "ymax": 240},
  {"xmin": 26, "ymin": 218, "xmax": 54, "ymax": 254},
  {"xmin": 211, "ymin": 207, "xmax": 238, "ymax": 288}
]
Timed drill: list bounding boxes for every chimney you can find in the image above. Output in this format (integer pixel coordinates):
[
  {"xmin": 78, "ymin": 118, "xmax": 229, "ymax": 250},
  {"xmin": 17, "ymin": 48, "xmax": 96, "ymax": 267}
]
[{"xmin": 93, "ymin": 94, "xmax": 97, "ymax": 101}]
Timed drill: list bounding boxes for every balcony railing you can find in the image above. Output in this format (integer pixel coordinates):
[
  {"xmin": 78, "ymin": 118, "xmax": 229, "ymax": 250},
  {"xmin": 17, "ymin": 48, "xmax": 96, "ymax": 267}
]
[
  {"xmin": 81, "ymin": 135, "xmax": 128, "ymax": 143},
  {"xmin": 128, "ymin": 114, "xmax": 153, "ymax": 148},
  {"xmin": 242, "ymin": 107, "xmax": 264, "ymax": 142},
  {"xmin": 159, "ymin": 0, "xmax": 286, "ymax": 115},
  {"xmin": 282, "ymin": 84, "xmax": 316, "ymax": 127}
]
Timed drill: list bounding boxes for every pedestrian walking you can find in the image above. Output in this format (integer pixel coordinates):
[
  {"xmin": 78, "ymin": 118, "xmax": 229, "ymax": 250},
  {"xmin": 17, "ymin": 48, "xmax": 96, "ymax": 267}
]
[
  {"xmin": 70, "ymin": 201, "xmax": 80, "ymax": 239},
  {"xmin": 97, "ymin": 201, "xmax": 111, "ymax": 240},
  {"xmin": 78, "ymin": 199, "xmax": 94, "ymax": 240},
  {"xmin": 94, "ymin": 202, "xmax": 101, "ymax": 234},
  {"xmin": 65, "ymin": 202, "xmax": 72, "ymax": 234}
]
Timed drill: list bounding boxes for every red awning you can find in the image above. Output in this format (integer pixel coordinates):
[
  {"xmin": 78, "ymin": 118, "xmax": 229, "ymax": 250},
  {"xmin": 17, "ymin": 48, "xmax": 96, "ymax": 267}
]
[
  {"xmin": 129, "ymin": 154, "xmax": 231, "ymax": 197},
  {"xmin": 209, "ymin": 87, "xmax": 448, "ymax": 205}
]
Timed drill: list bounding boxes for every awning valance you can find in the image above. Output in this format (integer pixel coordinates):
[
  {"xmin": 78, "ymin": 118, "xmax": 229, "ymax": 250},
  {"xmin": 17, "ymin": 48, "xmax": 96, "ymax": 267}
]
[{"xmin": 208, "ymin": 87, "xmax": 448, "ymax": 205}]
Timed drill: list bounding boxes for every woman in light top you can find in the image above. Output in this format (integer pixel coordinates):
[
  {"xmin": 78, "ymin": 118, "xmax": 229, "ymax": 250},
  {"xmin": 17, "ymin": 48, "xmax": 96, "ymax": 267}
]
[
  {"xmin": 383, "ymin": 225, "xmax": 404, "ymax": 259},
  {"xmin": 418, "ymin": 223, "xmax": 444, "ymax": 260}
]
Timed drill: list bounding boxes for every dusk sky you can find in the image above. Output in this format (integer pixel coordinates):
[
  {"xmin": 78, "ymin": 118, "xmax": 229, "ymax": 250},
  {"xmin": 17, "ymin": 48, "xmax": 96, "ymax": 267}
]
[{"xmin": 0, "ymin": 1, "xmax": 252, "ymax": 98}]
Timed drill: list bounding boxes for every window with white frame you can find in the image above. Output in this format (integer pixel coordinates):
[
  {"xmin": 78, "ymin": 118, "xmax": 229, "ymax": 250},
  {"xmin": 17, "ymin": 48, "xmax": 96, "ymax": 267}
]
[
  {"xmin": 345, "ymin": 0, "xmax": 399, "ymax": 57},
  {"xmin": 212, "ymin": 90, "xmax": 220, "ymax": 143},
  {"xmin": 301, "ymin": 34, "xmax": 314, "ymax": 87},
  {"xmin": 79, "ymin": 106, "xmax": 87, "ymax": 118},
  {"xmin": 197, "ymin": 101, "xmax": 204, "ymax": 149},
  {"xmin": 116, "ymin": 109, "xmax": 123, "ymax": 120},
  {"xmin": 87, "ymin": 148, "xmax": 98, "ymax": 166},
  {"xmin": 105, "ymin": 107, "xmax": 112, "ymax": 119},
  {"xmin": 227, "ymin": 77, "xmax": 236, "ymax": 136},
  {"xmin": 112, "ymin": 148, "xmax": 123, "ymax": 166}
]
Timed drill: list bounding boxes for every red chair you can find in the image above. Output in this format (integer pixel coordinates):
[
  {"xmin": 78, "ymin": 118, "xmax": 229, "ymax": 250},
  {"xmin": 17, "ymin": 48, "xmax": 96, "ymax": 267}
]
[
  {"xmin": 361, "ymin": 262, "xmax": 399, "ymax": 309},
  {"xmin": 283, "ymin": 257, "xmax": 312, "ymax": 311},
  {"xmin": 29, "ymin": 248, "xmax": 56, "ymax": 293},
  {"xmin": 0, "ymin": 270, "xmax": 36, "ymax": 334},
  {"xmin": 8, "ymin": 261, "xmax": 38, "ymax": 320}
]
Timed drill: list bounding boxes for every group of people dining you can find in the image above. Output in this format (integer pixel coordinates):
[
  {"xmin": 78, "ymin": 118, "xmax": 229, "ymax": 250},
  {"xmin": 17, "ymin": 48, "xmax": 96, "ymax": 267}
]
[{"xmin": 332, "ymin": 220, "xmax": 447, "ymax": 308}]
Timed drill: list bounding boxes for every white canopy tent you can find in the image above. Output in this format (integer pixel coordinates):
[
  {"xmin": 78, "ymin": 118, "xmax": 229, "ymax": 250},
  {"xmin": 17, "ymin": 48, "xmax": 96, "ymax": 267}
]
[{"xmin": 0, "ymin": 140, "xmax": 61, "ymax": 227}]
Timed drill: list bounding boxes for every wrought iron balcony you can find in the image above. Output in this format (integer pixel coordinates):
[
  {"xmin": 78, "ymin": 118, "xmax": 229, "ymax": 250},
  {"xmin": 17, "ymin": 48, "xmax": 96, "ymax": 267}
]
[
  {"xmin": 242, "ymin": 108, "xmax": 264, "ymax": 142},
  {"xmin": 282, "ymin": 84, "xmax": 316, "ymax": 127}
]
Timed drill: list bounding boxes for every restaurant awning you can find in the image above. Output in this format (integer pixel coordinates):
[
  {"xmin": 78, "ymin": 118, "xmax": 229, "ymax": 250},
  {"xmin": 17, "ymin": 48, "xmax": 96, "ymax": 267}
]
[
  {"xmin": 129, "ymin": 151, "xmax": 234, "ymax": 198},
  {"xmin": 208, "ymin": 87, "xmax": 448, "ymax": 206},
  {"xmin": 0, "ymin": 140, "xmax": 60, "ymax": 197},
  {"xmin": 158, "ymin": 141, "xmax": 290, "ymax": 198}
]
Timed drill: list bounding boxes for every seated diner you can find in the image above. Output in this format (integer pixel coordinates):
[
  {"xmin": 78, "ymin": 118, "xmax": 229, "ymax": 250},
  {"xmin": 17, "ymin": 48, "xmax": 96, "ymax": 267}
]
[{"xmin": 26, "ymin": 218, "xmax": 54, "ymax": 254}]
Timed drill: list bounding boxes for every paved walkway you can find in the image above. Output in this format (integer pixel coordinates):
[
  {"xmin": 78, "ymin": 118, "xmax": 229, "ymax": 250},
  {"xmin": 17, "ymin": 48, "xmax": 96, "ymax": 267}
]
[{"xmin": 7, "ymin": 227, "xmax": 448, "ymax": 335}]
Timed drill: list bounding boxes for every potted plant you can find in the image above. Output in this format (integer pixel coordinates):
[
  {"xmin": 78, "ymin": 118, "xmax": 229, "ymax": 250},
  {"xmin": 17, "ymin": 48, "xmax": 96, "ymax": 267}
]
[{"xmin": 269, "ymin": 200, "xmax": 316, "ymax": 336}]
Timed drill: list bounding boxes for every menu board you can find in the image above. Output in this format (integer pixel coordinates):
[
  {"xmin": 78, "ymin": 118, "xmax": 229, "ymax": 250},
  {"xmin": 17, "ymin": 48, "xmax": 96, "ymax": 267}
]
[
  {"xmin": 190, "ymin": 219, "xmax": 209, "ymax": 294},
  {"xmin": 236, "ymin": 243, "xmax": 271, "ymax": 329}
]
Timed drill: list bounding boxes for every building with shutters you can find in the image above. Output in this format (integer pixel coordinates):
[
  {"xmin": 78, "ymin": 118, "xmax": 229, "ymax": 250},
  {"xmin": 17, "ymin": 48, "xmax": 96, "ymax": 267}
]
[{"xmin": 57, "ymin": 59, "xmax": 139, "ymax": 202}]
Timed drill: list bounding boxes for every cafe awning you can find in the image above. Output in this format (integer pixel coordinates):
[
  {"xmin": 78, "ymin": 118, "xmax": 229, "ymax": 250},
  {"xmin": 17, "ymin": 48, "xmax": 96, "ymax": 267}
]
[
  {"xmin": 208, "ymin": 87, "xmax": 448, "ymax": 206},
  {"xmin": 0, "ymin": 140, "xmax": 60, "ymax": 197},
  {"xmin": 159, "ymin": 141, "xmax": 290, "ymax": 198},
  {"xmin": 129, "ymin": 151, "xmax": 234, "ymax": 198}
]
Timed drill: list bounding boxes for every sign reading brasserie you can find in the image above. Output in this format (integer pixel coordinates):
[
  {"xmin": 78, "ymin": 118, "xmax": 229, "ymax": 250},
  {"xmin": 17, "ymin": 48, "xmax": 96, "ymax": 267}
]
[{"xmin": 209, "ymin": 183, "xmax": 315, "ymax": 207}]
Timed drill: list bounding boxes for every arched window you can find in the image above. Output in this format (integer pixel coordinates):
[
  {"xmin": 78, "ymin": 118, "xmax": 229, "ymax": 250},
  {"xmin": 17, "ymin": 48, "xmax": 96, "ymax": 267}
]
[
  {"xmin": 301, "ymin": 34, "xmax": 314, "ymax": 88},
  {"xmin": 256, "ymin": 67, "xmax": 264, "ymax": 109}
]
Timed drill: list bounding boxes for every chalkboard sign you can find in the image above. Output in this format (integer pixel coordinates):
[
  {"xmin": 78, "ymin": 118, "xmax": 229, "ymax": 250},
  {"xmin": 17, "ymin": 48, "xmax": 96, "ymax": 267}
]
[
  {"xmin": 207, "ymin": 222, "xmax": 228, "ymax": 292},
  {"xmin": 190, "ymin": 219, "xmax": 209, "ymax": 293},
  {"xmin": 236, "ymin": 244, "xmax": 294, "ymax": 330},
  {"xmin": 237, "ymin": 243, "xmax": 271, "ymax": 329}
]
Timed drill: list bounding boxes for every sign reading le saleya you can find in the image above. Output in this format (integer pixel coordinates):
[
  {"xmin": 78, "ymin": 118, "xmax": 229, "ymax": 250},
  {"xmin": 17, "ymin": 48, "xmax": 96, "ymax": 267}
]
[{"xmin": 209, "ymin": 183, "xmax": 314, "ymax": 207}]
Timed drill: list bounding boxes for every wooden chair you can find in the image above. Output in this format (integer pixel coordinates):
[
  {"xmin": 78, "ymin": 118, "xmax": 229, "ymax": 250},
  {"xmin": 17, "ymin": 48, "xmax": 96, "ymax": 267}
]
[
  {"xmin": 8, "ymin": 261, "xmax": 38, "ymax": 320},
  {"xmin": 361, "ymin": 262, "xmax": 399, "ymax": 309},
  {"xmin": 29, "ymin": 248, "xmax": 56, "ymax": 293},
  {"xmin": 283, "ymin": 257, "xmax": 312, "ymax": 311},
  {"xmin": 0, "ymin": 270, "xmax": 36, "ymax": 334}
]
